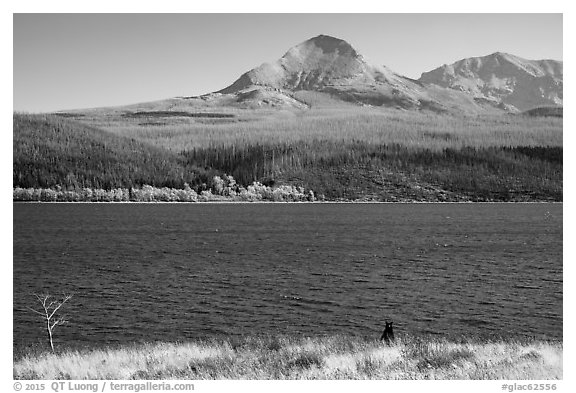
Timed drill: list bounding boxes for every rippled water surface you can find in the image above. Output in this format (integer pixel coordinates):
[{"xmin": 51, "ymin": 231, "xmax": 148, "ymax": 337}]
[{"xmin": 13, "ymin": 203, "xmax": 562, "ymax": 350}]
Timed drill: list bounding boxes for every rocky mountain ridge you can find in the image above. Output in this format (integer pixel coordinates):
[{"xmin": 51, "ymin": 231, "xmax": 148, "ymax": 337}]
[
  {"xmin": 214, "ymin": 35, "xmax": 482, "ymax": 112},
  {"xmin": 211, "ymin": 35, "xmax": 562, "ymax": 113},
  {"xmin": 418, "ymin": 51, "xmax": 562, "ymax": 112}
]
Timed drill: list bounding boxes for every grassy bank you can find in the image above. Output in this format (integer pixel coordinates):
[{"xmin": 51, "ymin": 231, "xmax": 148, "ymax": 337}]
[{"xmin": 14, "ymin": 335, "xmax": 562, "ymax": 380}]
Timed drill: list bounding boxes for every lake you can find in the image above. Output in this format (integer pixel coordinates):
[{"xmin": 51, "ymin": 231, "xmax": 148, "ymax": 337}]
[{"xmin": 13, "ymin": 203, "xmax": 562, "ymax": 351}]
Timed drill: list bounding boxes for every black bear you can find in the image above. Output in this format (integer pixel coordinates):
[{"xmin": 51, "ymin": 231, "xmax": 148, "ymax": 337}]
[{"xmin": 380, "ymin": 321, "xmax": 395, "ymax": 345}]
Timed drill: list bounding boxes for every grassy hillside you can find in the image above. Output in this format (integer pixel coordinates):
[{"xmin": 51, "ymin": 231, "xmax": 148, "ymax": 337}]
[
  {"xmin": 13, "ymin": 108, "xmax": 563, "ymax": 201},
  {"xmin": 92, "ymin": 107, "xmax": 563, "ymax": 151},
  {"xmin": 14, "ymin": 335, "xmax": 562, "ymax": 380},
  {"xmin": 13, "ymin": 114, "xmax": 216, "ymax": 190}
]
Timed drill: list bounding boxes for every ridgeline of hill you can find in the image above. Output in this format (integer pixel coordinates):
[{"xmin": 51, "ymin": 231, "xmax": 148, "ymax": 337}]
[
  {"xmin": 522, "ymin": 107, "xmax": 563, "ymax": 118},
  {"xmin": 13, "ymin": 112, "xmax": 562, "ymax": 202}
]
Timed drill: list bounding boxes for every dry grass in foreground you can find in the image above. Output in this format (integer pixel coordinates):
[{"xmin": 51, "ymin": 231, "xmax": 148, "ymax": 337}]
[{"xmin": 14, "ymin": 335, "xmax": 562, "ymax": 380}]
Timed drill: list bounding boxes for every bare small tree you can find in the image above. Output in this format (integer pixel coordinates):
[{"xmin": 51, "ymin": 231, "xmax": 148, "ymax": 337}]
[{"xmin": 27, "ymin": 293, "xmax": 73, "ymax": 352}]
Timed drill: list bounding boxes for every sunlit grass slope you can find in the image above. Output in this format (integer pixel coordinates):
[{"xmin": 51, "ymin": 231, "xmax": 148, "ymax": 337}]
[
  {"xmin": 14, "ymin": 335, "xmax": 562, "ymax": 380},
  {"xmin": 93, "ymin": 106, "xmax": 563, "ymax": 151}
]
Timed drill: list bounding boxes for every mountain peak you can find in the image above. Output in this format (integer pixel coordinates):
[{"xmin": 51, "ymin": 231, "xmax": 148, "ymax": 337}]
[
  {"xmin": 490, "ymin": 51, "xmax": 512, "ymax": 58},
  {"xmin": 487, "ymin": 51, "xmax": 516, "ymax": 62},
  {"xmin": 300, "ymin": 34, "xmax": 359, "ymax": 57},
  {"xmin": 308, "ymin": 34, "xmax": 346, "ymax": 44},
  {"xmin": 218, "ymin": 34, "xmax": 369, "ymax": 94}
]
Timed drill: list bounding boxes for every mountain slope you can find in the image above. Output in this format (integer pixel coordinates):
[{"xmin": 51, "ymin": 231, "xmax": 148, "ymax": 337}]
[
  {"xmin": 419, "ymin": 52, "xmax": 563, "ymax": 112},
  {"xmin": 218, "ymin": 35, "xmax": 404, "ymax": 93},
  {"xmin": 216, "ymin": 35, "xmax": 491, "ymax": 113}
]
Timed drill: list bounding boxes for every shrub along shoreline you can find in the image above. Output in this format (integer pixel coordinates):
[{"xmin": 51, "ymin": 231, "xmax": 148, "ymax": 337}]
[{"xmin": 13, "ymin": 175, "xmax": 317, "ymax": 203}]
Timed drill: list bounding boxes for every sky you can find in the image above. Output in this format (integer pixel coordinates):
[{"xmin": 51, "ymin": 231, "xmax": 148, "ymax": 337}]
[{"xmin": 13, "ymin": 13, "xmax": 563, "ymax": 112}]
